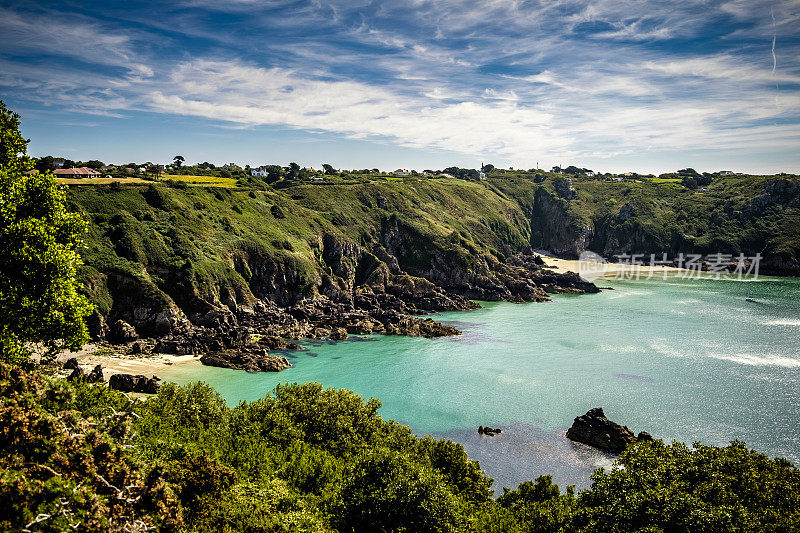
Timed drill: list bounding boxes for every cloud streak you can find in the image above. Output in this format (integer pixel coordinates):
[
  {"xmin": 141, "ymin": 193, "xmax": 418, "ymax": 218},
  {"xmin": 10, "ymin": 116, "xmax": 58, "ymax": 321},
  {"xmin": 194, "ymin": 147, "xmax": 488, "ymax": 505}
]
[{"xmin": 0, "ymin": 0, "xmax": 798, "ymax": 171}]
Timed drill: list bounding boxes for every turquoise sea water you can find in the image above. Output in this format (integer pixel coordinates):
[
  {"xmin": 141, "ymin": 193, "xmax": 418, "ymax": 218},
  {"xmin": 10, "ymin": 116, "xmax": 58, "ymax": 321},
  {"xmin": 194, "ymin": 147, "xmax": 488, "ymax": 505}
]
[{"xmin": 161, "ymin": 275, "xmax": 800, "ymax": 491}]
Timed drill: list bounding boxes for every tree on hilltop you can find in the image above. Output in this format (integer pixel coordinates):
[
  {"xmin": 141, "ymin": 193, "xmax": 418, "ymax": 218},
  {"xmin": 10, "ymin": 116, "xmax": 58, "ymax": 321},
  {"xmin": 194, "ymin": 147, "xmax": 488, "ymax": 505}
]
[{"xmin": 0, "ymin": 101, "xmax": 32, "ymax": 174}]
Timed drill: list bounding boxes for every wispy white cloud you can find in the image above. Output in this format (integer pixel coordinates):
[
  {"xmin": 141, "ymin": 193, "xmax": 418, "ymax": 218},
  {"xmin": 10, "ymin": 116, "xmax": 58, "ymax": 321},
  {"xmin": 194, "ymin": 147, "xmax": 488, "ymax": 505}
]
[{"xmin": 0, "ymin": 0, "xmax": 798, "ymax": 171}]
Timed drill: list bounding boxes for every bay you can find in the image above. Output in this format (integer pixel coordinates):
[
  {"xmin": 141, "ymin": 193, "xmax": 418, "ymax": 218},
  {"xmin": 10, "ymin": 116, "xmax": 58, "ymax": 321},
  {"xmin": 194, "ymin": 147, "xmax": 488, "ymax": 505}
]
[{"xmin": 161, "ymin": 275, "xmax": 800, "ymax": 491}]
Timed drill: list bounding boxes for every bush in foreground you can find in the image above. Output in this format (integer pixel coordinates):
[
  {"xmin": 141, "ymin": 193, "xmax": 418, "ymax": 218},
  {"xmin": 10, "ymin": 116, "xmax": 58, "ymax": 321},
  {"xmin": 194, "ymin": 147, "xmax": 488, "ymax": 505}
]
[{"xmin": 1, "ymin": 362, "xmax": 798, "ymax": 532}]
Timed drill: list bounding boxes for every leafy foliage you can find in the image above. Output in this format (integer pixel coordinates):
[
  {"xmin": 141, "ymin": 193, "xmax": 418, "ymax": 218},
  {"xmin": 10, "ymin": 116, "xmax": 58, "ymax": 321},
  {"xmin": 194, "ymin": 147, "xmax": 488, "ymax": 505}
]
[
  {"xmin": 0, "ymin": 100, "xmax": 32, "ymax": 173},
  {"xmin": 0, "ymin": 101, "xmax": 92, "ymax": 364},
  {"xmin": 574, "ymin": 439, "xmax": 800, "ymax": 533},
  {"xmin": 2, "ymin": 363, "xmax": 800, "ymax": 532}
]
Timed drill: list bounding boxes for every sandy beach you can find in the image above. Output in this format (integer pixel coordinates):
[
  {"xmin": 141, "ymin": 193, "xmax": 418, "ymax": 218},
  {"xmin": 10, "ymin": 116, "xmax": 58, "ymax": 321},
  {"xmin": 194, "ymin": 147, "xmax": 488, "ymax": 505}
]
[
  {"xmin": 538, "ymin": 253, "xmax": 686, "ymax": 280},
  {"xmin": 56, "ymin": 344, "xmax": 201, "ymax": 380}
]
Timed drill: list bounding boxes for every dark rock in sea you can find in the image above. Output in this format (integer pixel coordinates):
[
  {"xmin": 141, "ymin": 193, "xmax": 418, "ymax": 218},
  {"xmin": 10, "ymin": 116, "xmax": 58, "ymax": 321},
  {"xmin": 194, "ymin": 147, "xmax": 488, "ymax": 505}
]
[
  {"xmin": 86, "ymin": 364, "xmax": 104, "ymax": 383},
  {"xmin": 109, "ymin": 373, "xmax": 160, "ymax": 394},
  {"xmin": 66, "ymin": 367, "xmax": 84, "ymax": 381},
  {"xmin": 566, "ymin": 407, "xmax": 638, "ymax": 453},
  {"xmin": 200, "ymin": 349, "xmax": 292, "ymax": 373},
  {"xmin": 63, "ymin": 357, "xmax": 79, "ymax": 370},
  {"xmin": 110, "ymin": 320, "xmax": 139, "ymax": 344},
  {"xmin": 478, "ymin": 425, "xmax": 502, "ymax": 436}
]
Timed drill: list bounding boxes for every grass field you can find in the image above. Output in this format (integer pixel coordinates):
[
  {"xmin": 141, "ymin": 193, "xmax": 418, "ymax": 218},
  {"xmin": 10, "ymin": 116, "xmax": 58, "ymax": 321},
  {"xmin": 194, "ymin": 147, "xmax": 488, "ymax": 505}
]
[
  {"xmin": 161, "ymin": 174, "xmax": 238, "ymax": 187},
  {"xmin": 56, "ymin": 174, "xmax": 238, "ymax": 188}
]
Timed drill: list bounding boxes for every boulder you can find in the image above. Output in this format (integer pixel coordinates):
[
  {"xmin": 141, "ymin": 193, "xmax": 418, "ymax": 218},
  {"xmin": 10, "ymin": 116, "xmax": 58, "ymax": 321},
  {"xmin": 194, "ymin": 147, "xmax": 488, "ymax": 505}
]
[
  {"xmin": 86, "ymin": 364, "xmax": 104, "ymax": 383},
  {"xmin": 66, "ymin": 367, "xmax": 84, "ymax": 381},
  {"xmin": 566, "ymin": 407, "xmax": 638, "ymax": 453},
  {"xmin": 200, "ymin": 350, "xmax": 292, "ymax": 373},
  {"xmin": 478, "ymin": 426, "xmax": 502, "ymax": 436},
  {"xmin": 110, "ymin": 320, "xmax": 139, "ymax": 344},
  {"xmin": 86, "ymin": 310, "xmax": 109, "ymax": 341},
  {"xmin": 109, "ymin": 373, "xmax": 160, "ymax": 394},
  {"xmin": 63, "ymin": 357, "xmax": 79, "ymax": 370}
]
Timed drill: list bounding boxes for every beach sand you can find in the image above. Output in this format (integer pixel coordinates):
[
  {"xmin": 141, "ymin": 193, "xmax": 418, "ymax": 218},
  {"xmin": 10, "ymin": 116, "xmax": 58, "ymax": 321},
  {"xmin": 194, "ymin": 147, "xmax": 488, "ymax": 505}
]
[
  {"xmin": 539, "ymin": 253, "xmax": 686, "ymax": 280},
  {"xmin": 56, "ymin": 344, "xmax": 201, "ymax": 380}
]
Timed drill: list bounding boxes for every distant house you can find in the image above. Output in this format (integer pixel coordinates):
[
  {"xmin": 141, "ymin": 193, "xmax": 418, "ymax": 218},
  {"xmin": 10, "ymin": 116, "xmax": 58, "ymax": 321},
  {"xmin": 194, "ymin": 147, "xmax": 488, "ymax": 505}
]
[
  {"xmin": 718, "ymin": 170, "xmax": 735, "ymax": 176},
  {"xmin": 478, "ymin": 172, "xmax": 486, "ymax": 180},
  {"xmin": 311, "ymin": 176, "xmax": 325, "ymax": 182},
  {"xmin": 251, "ymin": 166, "xmax": 268, "ymax": 177},
  {"xmin": 223, "ymin": 163, "xmax": 241, "ymax": 171},
  {"xmin": 622, "ymin": 172, "xmax": 635, "ymax": 177},
  {"xmin": 394, "ymin": 169, "xmax": 411, "ymax": 176},
  {"xmin": 612, "ymin": 177, "xmax": 625, "ymax": 182},
  {"xmin": 53, "ymin": 167, "xmax": 101, "ymax": 177},
  {"xmin": 423, "ymin": 170, "xmax": 434, "ymax": 176},
  {"xmin": 100, "ymin": 165, "xmax": 116, "ymax": 171}
]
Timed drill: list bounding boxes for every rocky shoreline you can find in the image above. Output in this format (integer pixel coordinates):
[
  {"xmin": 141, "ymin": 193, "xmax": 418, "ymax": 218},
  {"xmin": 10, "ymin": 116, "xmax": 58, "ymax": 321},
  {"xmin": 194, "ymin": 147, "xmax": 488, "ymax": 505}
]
[{"xmin": 81, "ymin": 250, "xmax": 598, "ymax": 374}]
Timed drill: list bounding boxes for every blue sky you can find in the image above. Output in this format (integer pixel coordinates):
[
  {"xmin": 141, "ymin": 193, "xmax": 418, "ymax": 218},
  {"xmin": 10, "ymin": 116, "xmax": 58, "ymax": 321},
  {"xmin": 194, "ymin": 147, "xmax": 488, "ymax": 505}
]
[{"xmin": 1, "ymin": 0, "xmax": 799, "ymax": 173}]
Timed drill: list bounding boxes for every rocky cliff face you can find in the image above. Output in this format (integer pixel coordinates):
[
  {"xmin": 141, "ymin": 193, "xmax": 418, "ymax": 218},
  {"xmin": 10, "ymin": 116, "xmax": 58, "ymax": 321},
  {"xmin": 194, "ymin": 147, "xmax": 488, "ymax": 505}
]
[
  {"xmin": 529, "ymin": 188, "xmax": 592, "ymax": 257},
  {"xmin": 75, "ymin": 185, "xmax": 597, "ymax": 352},
  {"xmin": 517, "ymin": 177, "xmax": 800, "ymax": 275}
]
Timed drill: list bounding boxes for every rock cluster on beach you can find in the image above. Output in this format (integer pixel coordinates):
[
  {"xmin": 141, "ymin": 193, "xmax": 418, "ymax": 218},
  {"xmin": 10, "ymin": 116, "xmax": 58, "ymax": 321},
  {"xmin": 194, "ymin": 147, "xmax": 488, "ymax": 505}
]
[
  {"xmin": 566, "ymin": 407, "xmax": 652, "ymax": 453},
  {"xmin": 109, "ymin": 373, "xmax": 161, "ymax": 394}
]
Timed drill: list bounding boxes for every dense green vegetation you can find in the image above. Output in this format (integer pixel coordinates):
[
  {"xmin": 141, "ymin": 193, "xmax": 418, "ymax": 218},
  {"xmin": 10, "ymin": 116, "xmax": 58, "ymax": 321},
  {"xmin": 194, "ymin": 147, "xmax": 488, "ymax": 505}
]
[
  {"xmin": 487, "ymin": 170, "xmax": 800, "ymax": 272},
  {"xmin": 3, "ymin": 364, "xmax": 799, "ymax": 532},
  {"xmin": 0, "ymin": 103, "xmax": 93, "ymax": 365},
  {"xmin": 65, "ymin": 167, "xmax": 799, "ymax": 332}
]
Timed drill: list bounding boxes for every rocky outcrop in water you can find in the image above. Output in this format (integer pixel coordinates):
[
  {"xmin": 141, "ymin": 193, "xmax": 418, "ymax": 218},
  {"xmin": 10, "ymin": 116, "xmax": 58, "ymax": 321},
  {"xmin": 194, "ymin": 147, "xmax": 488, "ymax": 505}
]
[
  {"xmin": 200, "ymin": 350, "xmax": 292, "ymax": 373},
  {"xmin": 566, "ymin": 407, "xmax": 643, "ymax": 453}
]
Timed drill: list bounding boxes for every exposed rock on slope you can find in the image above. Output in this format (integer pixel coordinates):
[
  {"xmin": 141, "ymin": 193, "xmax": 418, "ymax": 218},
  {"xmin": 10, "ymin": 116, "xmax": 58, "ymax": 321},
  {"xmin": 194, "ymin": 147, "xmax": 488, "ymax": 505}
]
[{"xmin": 69, "ymin": 182, "xmax": 600, "ymax": 365}]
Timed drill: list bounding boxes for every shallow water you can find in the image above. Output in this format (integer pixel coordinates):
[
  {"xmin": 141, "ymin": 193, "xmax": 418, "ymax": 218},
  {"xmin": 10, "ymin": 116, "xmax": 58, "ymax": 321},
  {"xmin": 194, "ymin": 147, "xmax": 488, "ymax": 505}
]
[{"xmin": 161, "ymin": 275, "xmax": 800, "ymax": 491}]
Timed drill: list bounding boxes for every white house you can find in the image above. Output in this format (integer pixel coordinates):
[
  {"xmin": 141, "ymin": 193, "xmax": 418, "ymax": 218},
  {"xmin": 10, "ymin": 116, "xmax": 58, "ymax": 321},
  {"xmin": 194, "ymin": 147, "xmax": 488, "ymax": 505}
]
[
  {"xmin": 251, "ymin": 166, "xmax": 268, "ymax": 177},
  {"xmin": 394, "ymin": 168, "xmax": 411, "ymax": 176},
  {"xmin": 718, "ymin": 170, "xmax": 735, "ymax": 175},
  {"xmin": 612, "ymin": 177, "xmax": 625, "ymax": 182},
  {"xmin": 478, "ymin": 172, "xmax": 486, "ymax": 180}
]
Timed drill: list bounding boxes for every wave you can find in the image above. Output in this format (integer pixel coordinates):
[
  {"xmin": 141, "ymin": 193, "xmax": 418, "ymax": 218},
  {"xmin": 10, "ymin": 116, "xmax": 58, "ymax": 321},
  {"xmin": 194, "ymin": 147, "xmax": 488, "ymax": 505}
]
[
  {"xmin": 707, "ymin": 352, "xmax": 800, "ymax": 368},
  {"xmin": 763, "ymin": 319, "xmax": 800, "ymax": 326}
]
